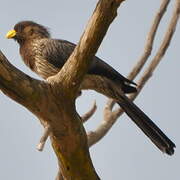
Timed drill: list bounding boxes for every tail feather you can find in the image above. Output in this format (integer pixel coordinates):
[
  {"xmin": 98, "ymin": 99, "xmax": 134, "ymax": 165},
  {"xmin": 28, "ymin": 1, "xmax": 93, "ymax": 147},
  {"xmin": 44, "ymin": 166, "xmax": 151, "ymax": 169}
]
[{"xmin": 118, "ymin": 95, "xmax": 175, "ymax": 155}]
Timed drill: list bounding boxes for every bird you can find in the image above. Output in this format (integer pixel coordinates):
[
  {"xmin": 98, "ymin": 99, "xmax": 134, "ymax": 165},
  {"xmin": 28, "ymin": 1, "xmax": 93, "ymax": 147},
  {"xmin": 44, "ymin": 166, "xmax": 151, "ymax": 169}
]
[{"xmin": 6, "ymin": 21, "xmax": 175, "ymax": 155}]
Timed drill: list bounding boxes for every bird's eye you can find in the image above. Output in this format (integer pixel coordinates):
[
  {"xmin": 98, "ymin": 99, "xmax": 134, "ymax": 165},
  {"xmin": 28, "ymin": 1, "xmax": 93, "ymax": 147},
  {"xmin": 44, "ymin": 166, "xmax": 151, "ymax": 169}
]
[
  {"xmin": 30, "ymin": 29, "xmax": 34, "ymax": 35},
  {"xmin": 23, "ymin": 26, "xmax": 34, "ymax": 36}
]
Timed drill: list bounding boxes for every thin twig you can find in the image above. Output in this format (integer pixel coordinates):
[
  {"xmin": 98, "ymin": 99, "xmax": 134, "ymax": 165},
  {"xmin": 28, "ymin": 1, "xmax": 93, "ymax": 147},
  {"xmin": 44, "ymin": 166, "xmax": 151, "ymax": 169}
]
[
  {"xmin": 128, "ymin": 0, "xmax": 170, "ymax": 81},
  {"xmin": 37, "ymin": 124, "xmax": 51, "ymax": 151},
  {"xmin": 88, "ymin": 99, "xmax": 118, "ymax": 147},
  {"xmin": 82, "ymin": 101, "xmax": 97, "ymax": 123}
]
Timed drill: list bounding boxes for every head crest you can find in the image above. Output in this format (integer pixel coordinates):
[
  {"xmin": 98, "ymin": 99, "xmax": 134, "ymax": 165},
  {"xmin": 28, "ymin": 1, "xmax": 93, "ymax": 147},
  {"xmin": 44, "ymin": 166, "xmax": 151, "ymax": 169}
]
[{"xmin": 14, "ymin": 21, "xmax": 50, "ymax": 38}]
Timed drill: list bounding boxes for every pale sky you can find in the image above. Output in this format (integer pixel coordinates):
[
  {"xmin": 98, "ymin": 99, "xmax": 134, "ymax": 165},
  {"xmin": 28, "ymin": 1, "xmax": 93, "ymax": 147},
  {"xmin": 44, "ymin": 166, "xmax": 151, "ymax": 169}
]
[{"xmin": 0, "ymin": 0, "xmax": 179, "ymax": 179}]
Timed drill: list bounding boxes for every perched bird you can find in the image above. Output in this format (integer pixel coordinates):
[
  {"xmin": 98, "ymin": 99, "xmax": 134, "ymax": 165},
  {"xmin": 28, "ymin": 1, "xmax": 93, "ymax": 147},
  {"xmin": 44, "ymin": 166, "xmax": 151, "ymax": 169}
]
[{"xmin": 6, "ymin": 21, "xmax": 175, "ymax": 155}]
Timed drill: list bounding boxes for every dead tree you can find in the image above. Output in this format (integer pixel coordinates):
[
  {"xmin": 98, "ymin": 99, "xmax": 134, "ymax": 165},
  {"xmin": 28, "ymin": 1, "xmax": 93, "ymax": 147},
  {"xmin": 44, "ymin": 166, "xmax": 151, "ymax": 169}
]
[{"xmin": 0, "ymin": 0, "xmax": 179, "ymax": 179}]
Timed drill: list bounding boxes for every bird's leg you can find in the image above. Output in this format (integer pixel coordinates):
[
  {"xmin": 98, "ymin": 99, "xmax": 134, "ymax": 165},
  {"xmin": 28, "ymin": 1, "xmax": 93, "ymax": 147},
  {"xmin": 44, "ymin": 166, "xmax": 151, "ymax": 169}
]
[{"xmin": 37, "ymin": 123, "xmax": 51, "ymax": 151}]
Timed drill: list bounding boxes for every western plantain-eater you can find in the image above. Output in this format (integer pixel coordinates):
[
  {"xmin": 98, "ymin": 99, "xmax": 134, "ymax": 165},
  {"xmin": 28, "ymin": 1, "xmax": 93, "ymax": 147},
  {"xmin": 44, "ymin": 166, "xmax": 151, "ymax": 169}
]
[{"xmin": 6, "ymin": 21, "xmax": 175, "ymax": 155}]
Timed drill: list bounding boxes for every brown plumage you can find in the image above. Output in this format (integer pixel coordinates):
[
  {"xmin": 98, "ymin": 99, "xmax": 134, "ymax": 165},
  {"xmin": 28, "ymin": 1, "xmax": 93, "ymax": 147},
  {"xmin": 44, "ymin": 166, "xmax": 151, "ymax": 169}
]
[{"xmin": 6, "ymin": 21, "xmax": 175, "ymax": 155}]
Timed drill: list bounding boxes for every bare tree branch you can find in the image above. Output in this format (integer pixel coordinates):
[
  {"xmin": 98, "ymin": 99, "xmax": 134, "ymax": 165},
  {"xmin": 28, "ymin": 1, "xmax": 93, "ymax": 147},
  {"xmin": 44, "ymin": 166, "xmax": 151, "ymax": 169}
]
[
  {"xmin": 82, "ymin": 101, "xmax": 97, "ymax": 123},
  {"xmin": 0, "ymin": 51, "xmax": 46, "ymax": 111},
  {"xmin": 131, "ymin": 0, "xmax": 180, "ymax": 98},
  {"xmin": 87, "ymin": 0, "xmax": 180, "ymax": 147},
  {"xmin": 128, "ymin": 0, "xmax": 170, "ymax": 81},
  {"xmin": 37, "ymin": 124, "xmax": 51, "ymax": 151},
  {"xmin": 88, "ymin": 99, "xmax": 118, "ymax": 147}
]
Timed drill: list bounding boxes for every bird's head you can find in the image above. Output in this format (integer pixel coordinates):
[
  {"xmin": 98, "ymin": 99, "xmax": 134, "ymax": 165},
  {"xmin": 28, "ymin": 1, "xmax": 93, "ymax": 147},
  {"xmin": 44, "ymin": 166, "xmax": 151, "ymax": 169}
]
[{"xmin": 6, "ymin": 21, "xmax": 50, "ymax": 44}]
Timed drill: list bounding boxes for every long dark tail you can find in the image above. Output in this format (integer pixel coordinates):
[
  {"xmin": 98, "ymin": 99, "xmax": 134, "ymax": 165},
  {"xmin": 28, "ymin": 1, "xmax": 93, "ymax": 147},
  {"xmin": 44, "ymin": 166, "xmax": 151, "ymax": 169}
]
[{"xmin": 118, "ymin": 95, "xmax": 175, "ymax": 155}]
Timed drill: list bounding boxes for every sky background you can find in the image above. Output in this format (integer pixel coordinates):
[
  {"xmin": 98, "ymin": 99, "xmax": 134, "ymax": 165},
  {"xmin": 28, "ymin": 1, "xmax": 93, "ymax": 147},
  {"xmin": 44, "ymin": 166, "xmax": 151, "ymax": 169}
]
[{"xmin": 0, "ymin": 0, "xmax": 179, "ymax": 179}]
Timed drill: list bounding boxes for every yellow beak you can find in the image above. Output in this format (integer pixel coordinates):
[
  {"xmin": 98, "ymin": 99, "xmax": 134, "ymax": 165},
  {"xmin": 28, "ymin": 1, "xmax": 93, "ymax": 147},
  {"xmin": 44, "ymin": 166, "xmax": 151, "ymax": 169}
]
[{"xmin": 6, "ymin": 30, "xmax": 17, "ymax": 39}]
